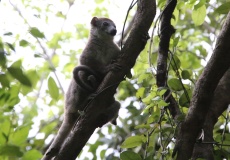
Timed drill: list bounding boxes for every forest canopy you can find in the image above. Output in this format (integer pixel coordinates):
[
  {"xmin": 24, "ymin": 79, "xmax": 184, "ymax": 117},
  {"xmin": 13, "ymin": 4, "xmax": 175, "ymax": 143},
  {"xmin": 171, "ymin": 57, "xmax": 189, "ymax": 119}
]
[{"xmin": 0, "ymin": 0, "xmax": 230, "ymax": 160}]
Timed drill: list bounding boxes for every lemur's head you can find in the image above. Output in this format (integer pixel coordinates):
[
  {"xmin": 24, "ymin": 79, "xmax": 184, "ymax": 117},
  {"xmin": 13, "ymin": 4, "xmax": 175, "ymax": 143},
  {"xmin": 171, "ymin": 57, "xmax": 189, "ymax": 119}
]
[{"xmin": 90, "ymin": 17, "xmax": 117, "ymax": 40}]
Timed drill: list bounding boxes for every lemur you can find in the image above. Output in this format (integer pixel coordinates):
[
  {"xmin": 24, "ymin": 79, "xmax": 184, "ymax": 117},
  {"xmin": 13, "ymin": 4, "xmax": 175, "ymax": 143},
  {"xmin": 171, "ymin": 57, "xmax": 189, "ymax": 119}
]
[{"xmin": 42, "ymin": 17, "xmax": 121, "ymax": 160}]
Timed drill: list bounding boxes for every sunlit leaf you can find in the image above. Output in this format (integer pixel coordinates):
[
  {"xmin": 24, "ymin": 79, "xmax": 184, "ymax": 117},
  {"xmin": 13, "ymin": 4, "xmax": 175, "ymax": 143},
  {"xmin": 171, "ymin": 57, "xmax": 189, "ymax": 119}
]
[
  {"xmin": 171, "ymin": 8, "xmax": 179, "ymax": 25},
  {"xmin": 188, "ymin": 0, "xmax": 196, "ymax": 5},
  {"xmin": 19, "ymin": 40, "xmax": 30, "ymax": 47},
  {"xmin": 120, "ymin": 151, "xmax": 142, "ymax": 160},
  {"xmin": 10, "ymin": 126, "xmax": 30, "ymax": 145},
  {"xmin": 56, "ymin": 11, "xmax": 65, "ymax": 18},
  {"xmin": 100, "ymin": 150, "xmax": 106, "ymax": 160},
  {"xmin": 22, "ymin": 149, "xmax": 42, "ymax": 160},
  {"xmin": 135, "ymin": 124, "xmax": 150, "ymax": 129},
  {"xmin": 48, "ymin": 77, "xmax": 59, "ymax": 100},
  {"xmin": 158, "ymin": 87, "xmax": 167, "ymax": 96},
  {"xmin": 157, "ymin": 100, "xmax": 169, "ymax": 107},
  {"xmin": 192, "ymin": 5, "xmax": 206, "ymax": 26},
  {"xmin": 194, "ymin": 0, "xmax": 206, "ymax": 10},
  {"xmin": 142, "ymin": 103, "xmax": 155, "ymax": 114},
  {"xmin": 5, "ymin": 42, "xmax": 15, "ymax": 51},
  {"xmin": 137, "ymin": 73, "xmax": 150, "ymax": 83},
  {"xmin": 121, "ymin": 135, "xmax": 146, "ymax": 149},
  {"xmin": 29, "ymin": 27, "xmax": 45, "ymax": 38},
  {"xmin": 10, "ymin": 60, "xmax": 22, "ymax": 68},
  {"xmin": 3, "ymin": 32, "xmax": 13, "ymax": 36},
  {"xmin": 136, "ymin": 87, "xmax": 145, "ymax": 98},
  {"xmin": 142, "ymin": 92, "xmax": 156, "ymax": 105},
  {"xmin": 1, "ymin": 119, "xmax": 11, "ymax": 137},
  {"xmin": 21, "ymin": 70, "xmax": 39, "ymax": 95},
  {"xmin": 7, "ymin": 67, "xmax": 32, "ymax": 87}
]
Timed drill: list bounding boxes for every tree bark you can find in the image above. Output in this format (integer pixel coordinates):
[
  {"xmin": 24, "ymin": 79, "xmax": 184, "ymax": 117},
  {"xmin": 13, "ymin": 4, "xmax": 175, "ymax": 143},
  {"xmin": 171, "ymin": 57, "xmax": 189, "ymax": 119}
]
[
  {"xmin": 156, "ymin": 0, "xmax": 181, "ymax": 119},
  {"xmin": 191, "ymin": 67, "xmax": 230, "ymax": 160},
  {"xmin": 173, "ymin": 11, "xmax": 230, "ymax": 160},
  {"xmin": 54, "ymin": 1, "xmax": 156, "ymax": 159}
]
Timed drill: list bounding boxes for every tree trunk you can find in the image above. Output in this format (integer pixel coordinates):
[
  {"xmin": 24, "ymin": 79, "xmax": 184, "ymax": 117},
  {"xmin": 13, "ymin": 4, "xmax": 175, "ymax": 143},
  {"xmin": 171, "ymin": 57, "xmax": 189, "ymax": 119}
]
[{"xmin": 173, "ymin": 11, "xmax": 230, "ymax": 160}]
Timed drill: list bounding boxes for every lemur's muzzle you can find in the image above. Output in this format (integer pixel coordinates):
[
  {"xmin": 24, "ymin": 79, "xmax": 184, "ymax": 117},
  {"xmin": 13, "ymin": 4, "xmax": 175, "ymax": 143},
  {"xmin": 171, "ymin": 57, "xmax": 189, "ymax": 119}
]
[{"xmin": 110, "ymin": 29, "xmax": 117, "ymax": 36}]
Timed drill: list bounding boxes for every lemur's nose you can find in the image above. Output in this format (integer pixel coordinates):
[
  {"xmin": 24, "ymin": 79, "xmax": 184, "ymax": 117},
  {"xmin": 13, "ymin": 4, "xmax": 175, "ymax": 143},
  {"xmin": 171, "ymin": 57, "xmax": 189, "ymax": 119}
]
[{"xmin": 110, "ymin": 29, "xmax": 117, "ymax": 36}]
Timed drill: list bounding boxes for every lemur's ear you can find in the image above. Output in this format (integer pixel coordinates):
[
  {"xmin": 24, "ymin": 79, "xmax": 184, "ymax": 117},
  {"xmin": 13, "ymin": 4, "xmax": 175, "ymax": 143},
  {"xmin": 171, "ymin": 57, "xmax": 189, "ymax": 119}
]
[{"xmin": 91, "ymin": 17, "xmax": 98, "ymax": 27}]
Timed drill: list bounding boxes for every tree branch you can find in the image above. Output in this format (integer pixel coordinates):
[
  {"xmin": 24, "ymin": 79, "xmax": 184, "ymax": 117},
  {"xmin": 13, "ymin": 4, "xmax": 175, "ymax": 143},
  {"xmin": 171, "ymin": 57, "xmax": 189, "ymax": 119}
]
[
  {"xmin": 54, "ymin": 1, "xmax": 156, "ymax": 159},
  {"xmin": 192, "ymin": 67, "xmax": 230, "ymax": 160},
  {"xmin": 173, "ymin": 11, "xmax": 230, "ymax": 160},
  {"xmin": 156, "ymin": 0, "xmax": 181, "ymax": 119}
]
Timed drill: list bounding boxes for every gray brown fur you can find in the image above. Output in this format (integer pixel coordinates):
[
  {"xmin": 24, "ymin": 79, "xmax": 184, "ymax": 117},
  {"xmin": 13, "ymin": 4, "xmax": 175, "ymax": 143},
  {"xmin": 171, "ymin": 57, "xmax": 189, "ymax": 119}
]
[{"xmin": 42, "ymin": 17, "xmax": 121, "ymax": 160}]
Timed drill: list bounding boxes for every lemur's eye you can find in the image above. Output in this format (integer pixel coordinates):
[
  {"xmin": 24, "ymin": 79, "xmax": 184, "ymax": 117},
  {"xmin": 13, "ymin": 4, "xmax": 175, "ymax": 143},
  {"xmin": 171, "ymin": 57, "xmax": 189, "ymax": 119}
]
[{"xmin": 103, "ymin": 22, "xmax": 109, "ymax": 26}]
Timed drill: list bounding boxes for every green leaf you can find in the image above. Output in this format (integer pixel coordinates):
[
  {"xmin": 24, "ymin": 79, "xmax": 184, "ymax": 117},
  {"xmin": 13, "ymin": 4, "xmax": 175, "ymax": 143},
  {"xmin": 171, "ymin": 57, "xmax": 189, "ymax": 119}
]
[
  {"xmin": 0, "ymin": 119, "xmax": 11, "ymax": 137},
  {"xmin": 142, "ymin": 92, "xmax": 156, "ymax": 105},
  {"xmin": 157, "ymin": 100, "xmax": 169, "ymax": 107},
  {"xmin": 5, "ymin": 42, "xmax": 15, "ymax": 51},
  {"xmin": 19, "ymin": 40, "xmax": 30, "ymax": 47},
  {"xmin": 7, "ymin": 67, "xmax": 32, "ymax": 87},
  {"xmin": 21, "ymin": 70, "xmax": 39, "ymax": 95},
  {"xmin": 167, "ymin": 78, "xmax": 183, "ymax": 91},
  {"xmin": 100, "ymin": 150, "xmax": 106, "ymax": 160},
  {"xmin": 192, "ymin": 5, "xmax": 206, "ymax": 26},
  {"xmin": 170, "ymin": 55, "xmax": 181, "ymax": 70},
  {"xmin": 179, "ymin": 89, "xmax": 192, "ymax": 107},
  {"xmin": 181, "ymin": 70, "xmax": 191, "ymax": 80},
  {"xmin": 136, "ymin": 87, "xmax": 145, "ymax": 98},
  {"xmin": 0, "ymin": 145, "xmax": 23, "ymax": 157},
  {"xmin": 142, "ymin": 103, "xmax": 155, "ymax": 114},
  {"xmin": 194, "ymin": 0, "xmax": 206, "ymax": 10},
  {"xmin": 173, "ymin": 36, "xmax": 180, "ymax": 47},
  {"xmin": 137, "ymin": 73, "xmax": 150, "ymax": 83},
  {"xmin": 135, "ymin": 124, "xmax": 150, "ymax": 129},
  {"xmin": 22, "ymin": 149, "xmax": 42, "ymax": 160},
  {"xmin": 121, "ymin": 135, "xmax": 146, "ymax": 149},
  {"xmin": 171, "ymin": 7, "xmax": 179, "ymax": 25},
  {"xmin": 120, "ymin": 151, "xmax": 142, "ymax": 160},
  {"xmin": 29, "ymin": 27, "xmax": 45, "ymax": 38},
  {"xmin": 216, "ymin": 2, "xmax": 230, "ymax": 14},
  {"xmin": 3, "ymin": 32, "xmax": 13, "ymax": 36},
  {"xmin": 10, "ymin": 59, "xmax": 22, "ymax": 68},
  {"xmin": 157, "ymin": 87, "xmax": 167, "ymax": 96},
  {"xmin": 0, "ymin": 131, "xmax": 7, "ymax": 145},
  {"xmin": 188, "ymin": 0, "xmax": 196, "ymax": 5},
  {"xmin": 0, "ymin": 52, "xmax": 6, "ymax": 68},
  {"xmin": 48, "ymin": 77, "xmax": 59, "ymax": 100},
  {"xmin": 10, "ymin": 126, "xmax": 30, "ymax": 145},
  {"xmin": 0, "ymin": 42, "xmax": 3, "ymax": 50}
]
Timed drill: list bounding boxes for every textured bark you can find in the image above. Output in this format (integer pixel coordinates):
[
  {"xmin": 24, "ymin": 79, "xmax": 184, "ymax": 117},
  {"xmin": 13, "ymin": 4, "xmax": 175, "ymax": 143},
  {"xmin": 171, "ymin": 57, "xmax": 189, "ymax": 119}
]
[
  {"xmin": 156, "ymin": 0, "xmax": 181, "ymax": 119},
  {"xmin": 173, "ymin": 12, "xmax": 230, "ymax": 160},
  {"xmin": 54, "ymin": 1, "xmax": 156, "ymax": 160},
  {"xmin": 191, "ymin": 68, "xmax": 230, "ymax": 160}
]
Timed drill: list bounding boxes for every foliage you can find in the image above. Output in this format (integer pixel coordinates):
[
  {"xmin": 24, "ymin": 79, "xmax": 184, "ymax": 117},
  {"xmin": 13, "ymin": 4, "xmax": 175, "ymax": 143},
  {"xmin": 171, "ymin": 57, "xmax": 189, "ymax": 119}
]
[{"xmin": 0, "ymin": 0, "xmax": 230, "ymax": 160}]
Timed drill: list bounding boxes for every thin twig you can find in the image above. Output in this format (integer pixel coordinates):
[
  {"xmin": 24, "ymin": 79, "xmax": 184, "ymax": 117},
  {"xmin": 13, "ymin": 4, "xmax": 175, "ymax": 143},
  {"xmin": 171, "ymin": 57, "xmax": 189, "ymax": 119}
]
[{"xmin": 120, "ymin": 0, "xmax": 136, "ymax": 49}]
